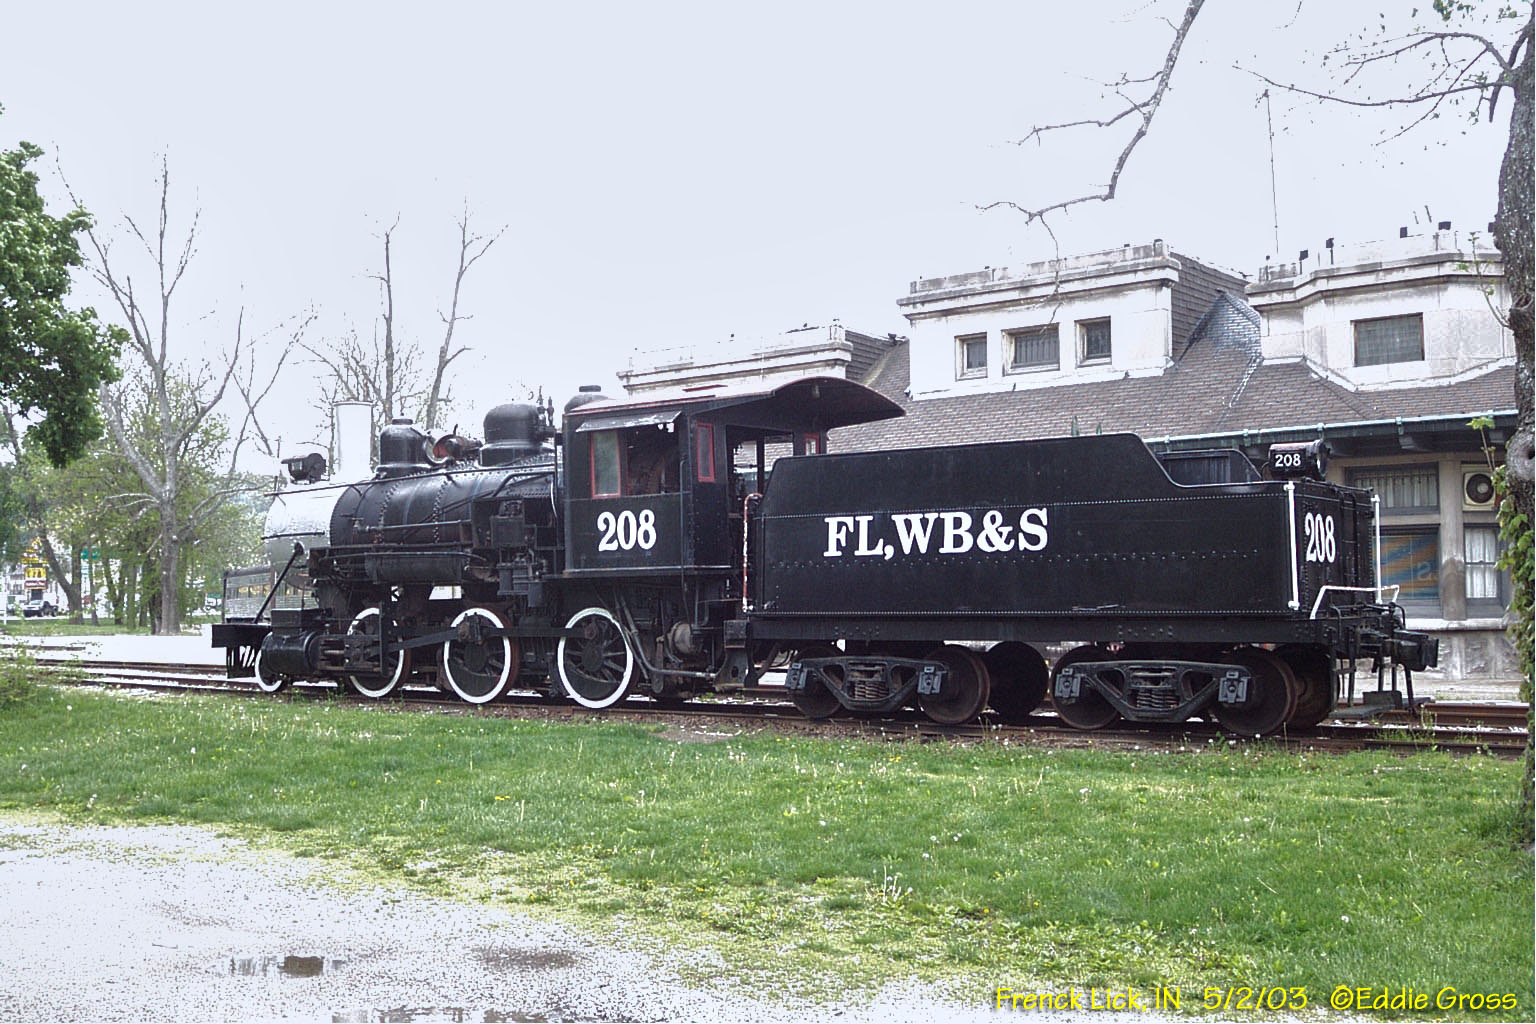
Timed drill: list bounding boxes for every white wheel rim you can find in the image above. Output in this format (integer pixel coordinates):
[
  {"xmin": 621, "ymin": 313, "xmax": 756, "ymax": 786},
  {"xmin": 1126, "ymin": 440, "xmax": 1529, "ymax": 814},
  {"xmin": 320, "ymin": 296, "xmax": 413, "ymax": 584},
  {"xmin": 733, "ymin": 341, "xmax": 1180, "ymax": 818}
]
[
  {"xmin": 442, "ymin": 607, "xmax": 512, "ymax": 704},
  {"xmin": 556, "ymin": 606, "xmax": 633, "ymax": 709},
  {"xmin": 347, "ymin": 607, "xmax": 407, "ymax": 698},
  {"xmin": 252, "ymin": 647, "xmax": 284, "ymax": 694}
]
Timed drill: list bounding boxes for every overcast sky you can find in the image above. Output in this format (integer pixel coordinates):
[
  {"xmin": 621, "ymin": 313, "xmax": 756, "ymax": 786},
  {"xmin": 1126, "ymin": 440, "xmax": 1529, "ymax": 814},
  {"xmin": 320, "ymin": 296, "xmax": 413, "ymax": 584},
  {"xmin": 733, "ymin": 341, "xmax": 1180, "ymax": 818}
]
[{"xmin": 1, "ymin": 0, "xmax": 1513, "ymax": 458}]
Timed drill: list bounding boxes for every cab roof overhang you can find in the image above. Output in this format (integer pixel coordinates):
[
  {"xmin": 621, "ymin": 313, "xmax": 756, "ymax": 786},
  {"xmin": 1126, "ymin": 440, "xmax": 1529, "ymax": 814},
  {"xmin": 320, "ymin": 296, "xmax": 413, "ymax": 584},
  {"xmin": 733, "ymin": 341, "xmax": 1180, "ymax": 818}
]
[{"xmin": 564, "ymin": 376, "xmax": 904, "ymax": 435}]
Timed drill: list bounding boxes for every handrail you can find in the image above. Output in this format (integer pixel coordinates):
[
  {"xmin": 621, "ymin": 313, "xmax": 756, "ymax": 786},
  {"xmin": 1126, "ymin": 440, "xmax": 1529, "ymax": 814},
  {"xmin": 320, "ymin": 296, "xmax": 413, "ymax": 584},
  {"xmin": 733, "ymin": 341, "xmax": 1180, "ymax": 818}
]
[{"xmin": 1309, "ymin": 583, "xmax": 1400, "ymax": 619}]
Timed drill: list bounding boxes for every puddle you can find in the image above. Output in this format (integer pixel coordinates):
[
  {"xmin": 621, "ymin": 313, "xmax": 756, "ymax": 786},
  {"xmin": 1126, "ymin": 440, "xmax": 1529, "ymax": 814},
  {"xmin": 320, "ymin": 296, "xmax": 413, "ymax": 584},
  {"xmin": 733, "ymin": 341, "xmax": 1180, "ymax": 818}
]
[
  {"xmin": 229, "ymin": 955, "xmax": 346, "ymax": 977},
  {"xmin": 473, "ymin": 945, "xmax": 578, "ymax": 971},
  {"xmin": 330, "ymin": 1010, "xmax": 550, "ymax": 1023}
]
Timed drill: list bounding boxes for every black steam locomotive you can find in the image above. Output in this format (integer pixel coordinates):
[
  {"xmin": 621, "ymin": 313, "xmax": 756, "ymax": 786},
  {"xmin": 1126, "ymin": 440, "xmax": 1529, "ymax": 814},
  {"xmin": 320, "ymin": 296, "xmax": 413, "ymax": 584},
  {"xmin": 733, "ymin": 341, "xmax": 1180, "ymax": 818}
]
[{"xmin": 213, "ymin": 376, "xmax": 1435, "ymax": 736}]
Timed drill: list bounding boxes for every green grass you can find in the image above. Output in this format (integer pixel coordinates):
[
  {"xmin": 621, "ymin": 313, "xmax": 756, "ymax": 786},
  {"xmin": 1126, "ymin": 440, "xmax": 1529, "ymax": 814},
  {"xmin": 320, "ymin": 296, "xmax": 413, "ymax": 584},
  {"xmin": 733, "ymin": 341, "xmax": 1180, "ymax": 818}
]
[
  {"xmin": 0, "ymin": 615, "xmax": 217, "ymax": 637},
  {"xmin": 2, "ymin": 619, "xmax": 149, "ymax": 636},
  {"xmin": 0, "ymin": 683, "xmax": 1530, "ymax": 1017}
]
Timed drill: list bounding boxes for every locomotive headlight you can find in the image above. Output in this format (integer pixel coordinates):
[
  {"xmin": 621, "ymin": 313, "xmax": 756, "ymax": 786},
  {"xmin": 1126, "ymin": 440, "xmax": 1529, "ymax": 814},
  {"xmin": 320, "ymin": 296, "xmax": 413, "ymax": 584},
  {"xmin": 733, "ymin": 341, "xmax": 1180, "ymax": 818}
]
[{"xmin": 284, "ymin": 452, "xmax": 328, "ymax": 484}]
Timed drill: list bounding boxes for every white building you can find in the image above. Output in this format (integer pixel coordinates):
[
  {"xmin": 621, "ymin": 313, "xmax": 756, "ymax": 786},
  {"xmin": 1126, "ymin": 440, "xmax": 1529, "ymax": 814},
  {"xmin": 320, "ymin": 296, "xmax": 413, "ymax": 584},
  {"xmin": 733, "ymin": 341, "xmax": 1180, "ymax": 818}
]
[{"xmin": 619, "ymin": 229, "xmax": 1520, "ymax": 681}]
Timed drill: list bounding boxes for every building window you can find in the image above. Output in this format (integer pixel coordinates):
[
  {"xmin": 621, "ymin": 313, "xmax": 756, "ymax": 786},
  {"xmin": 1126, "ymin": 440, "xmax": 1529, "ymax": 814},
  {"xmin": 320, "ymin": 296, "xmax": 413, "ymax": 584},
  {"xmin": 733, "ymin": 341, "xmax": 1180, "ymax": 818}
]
[
  {"xmin": 957, "ymin": 334, "xmax": 988, "ymax": 379},
  {"xmin": 1465, "ymin": 524, "xmax": 1504, "ymax": 609},
  {"xmin": 1354, "ymin": 314, "xmax": 1424, "ymax": 366},
  {"xmin": 1079, "ymin": 318, "xmax": 1112, "ymax": 363},
  {"xmin": 1006, "ymin": 325, "xmax": 1059, "ymax": 371},
  {"xmin": 1349, "ymin": 466, "xmax": 1439, "ymax": 514},
  {"xmin": 1381, "ymin": 528, "xmax": 1439, "ymax": 611}
]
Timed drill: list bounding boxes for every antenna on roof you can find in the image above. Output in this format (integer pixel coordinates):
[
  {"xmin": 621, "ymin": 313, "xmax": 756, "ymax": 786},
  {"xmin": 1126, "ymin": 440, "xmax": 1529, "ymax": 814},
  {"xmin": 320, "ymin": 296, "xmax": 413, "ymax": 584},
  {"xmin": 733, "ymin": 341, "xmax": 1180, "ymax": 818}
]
[{"xmin": 1257, "ymin": 89, "xmax": 1281, "ymax": 256}]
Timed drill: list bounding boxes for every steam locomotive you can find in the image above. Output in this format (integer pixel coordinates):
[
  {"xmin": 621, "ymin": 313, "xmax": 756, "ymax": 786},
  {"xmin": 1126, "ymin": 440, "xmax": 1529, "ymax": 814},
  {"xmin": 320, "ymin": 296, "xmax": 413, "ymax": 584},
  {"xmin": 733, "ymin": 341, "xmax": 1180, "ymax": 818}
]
[{"xmin": 212, "ymin": 376, "xmax": 1435, "ymax": 737}]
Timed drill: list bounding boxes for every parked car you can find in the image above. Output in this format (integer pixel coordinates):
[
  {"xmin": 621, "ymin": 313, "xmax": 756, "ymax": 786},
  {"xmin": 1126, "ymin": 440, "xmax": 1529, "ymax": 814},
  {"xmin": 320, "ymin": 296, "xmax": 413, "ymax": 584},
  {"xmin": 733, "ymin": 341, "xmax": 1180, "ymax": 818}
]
[{"xmin": 22, "ymin": 598, "xmax": 55, "ymax": 618}]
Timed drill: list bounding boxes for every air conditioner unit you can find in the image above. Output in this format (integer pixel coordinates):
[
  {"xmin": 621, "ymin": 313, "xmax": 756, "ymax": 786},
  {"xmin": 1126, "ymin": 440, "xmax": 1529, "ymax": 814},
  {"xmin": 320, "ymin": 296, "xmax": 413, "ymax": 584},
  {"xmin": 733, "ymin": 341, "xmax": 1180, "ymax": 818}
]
[{"xmin": 1463, "ymin": 467, "xmax": 1497, "ymax": 511}]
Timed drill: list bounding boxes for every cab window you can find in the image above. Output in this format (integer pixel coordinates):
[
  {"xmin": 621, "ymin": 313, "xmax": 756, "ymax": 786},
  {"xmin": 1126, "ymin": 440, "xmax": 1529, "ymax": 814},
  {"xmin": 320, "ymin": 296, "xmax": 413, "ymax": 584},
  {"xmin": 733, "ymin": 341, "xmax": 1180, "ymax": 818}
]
[
  {"xmin": 695, "ymin": 423, "xmax": 716, "ymax": 483},
  {"xmin": 590, "ymin": 431, "xmax": 622, "ymax": 497},
  {"xmin": 625, "ymin": 425, "xmax": 679, "ymax": 495},
  {"xmin": 794, "ymin": 432, "xmax": 827, "ymax": 455}
]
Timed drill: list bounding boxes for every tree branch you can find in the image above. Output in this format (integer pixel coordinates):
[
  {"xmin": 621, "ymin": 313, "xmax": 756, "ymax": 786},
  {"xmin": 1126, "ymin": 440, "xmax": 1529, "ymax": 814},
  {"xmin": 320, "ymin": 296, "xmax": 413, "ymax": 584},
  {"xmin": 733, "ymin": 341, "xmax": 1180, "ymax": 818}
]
[{"xmin": 981, "ymin": 0, "xmax": 1206, "ymax": 223}]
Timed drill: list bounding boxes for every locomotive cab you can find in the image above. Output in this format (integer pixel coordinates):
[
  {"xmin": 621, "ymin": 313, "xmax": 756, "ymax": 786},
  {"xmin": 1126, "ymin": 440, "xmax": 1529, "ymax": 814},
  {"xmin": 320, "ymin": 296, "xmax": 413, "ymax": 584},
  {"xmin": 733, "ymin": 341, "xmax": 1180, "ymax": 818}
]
[
  {"xmin": 552, "ymin": 378, "xmax": 902, "ymax": 707},
  {"xmin": 560, "ymin": 377, "xmax": 903, "ymax": 579}
]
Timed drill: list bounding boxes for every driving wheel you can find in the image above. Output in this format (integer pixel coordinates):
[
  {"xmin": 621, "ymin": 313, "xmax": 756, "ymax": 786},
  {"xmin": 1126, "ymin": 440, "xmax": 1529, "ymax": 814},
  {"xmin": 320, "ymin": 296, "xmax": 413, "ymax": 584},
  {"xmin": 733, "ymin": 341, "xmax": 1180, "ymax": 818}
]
[
  {"xmin": 442, "ymin": 606, "xmax": 517, "ymax": 704},
  {"xmin": 345, "ymin": 607, "xmax": 410, "ymax": 699},
  {"xmin": 557, "ymin": 606, "xmax": 635, "ymax": 709}
]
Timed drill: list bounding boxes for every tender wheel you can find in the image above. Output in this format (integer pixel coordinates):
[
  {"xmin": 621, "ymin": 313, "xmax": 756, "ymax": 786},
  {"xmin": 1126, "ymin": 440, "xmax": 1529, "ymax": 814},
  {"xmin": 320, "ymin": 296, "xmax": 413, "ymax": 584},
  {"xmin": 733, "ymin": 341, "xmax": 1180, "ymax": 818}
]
[
  {"xmin": 983, "ymin": 641, "xmax": 1048, "ymax": 723},
  {"xmin": 788, "ymin": 643, "xmax": 843, "ymax": 719},
  {"xmin": 251, "ymin": 646, "xmax": 289, "ymax": 694},
  {"xmin": 1213, "ymin": 648, "xmax": 1299, "ymax": 738},
  {"xmin": 1049, "ymin": 645, "xmax": 1120, "ymax": 730},
  {"xmin": 442, "ymin": 606, "xmax": 517, "ymax": 704},
  {"xmin": 1276, "ymin": 645, "xmax": 1336, "ymax": 729},
  {"xmin": 919, "ymin": 645, "xmax": 992, "ymax": 725},
  {"xmin": 557, "ymin": 607, "xmax": 635, "ymax": 709},
  {"xmin": 346, "ymin": 607, "xmax": 410, "ymax": 699}
]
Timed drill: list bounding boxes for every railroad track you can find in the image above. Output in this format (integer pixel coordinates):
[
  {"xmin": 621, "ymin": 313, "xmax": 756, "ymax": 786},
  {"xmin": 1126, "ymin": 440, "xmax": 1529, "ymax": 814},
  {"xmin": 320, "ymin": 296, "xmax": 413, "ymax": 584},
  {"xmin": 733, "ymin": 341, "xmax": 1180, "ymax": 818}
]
[{"xmin": 32, "ymin": 655, "xmax": 1531, "ymax": 758}]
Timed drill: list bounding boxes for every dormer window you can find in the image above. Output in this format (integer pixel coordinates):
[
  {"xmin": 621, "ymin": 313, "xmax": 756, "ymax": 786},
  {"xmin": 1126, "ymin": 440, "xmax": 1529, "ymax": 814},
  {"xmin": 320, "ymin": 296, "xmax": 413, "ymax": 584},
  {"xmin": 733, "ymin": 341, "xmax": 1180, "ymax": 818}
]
[
  {"xmin": 1079, "ymin": 318, "xmax": 1112, "ymax": 363},
  {"xmin": 1006, "ymin": 325, "xmax": 1059, "ymax": 372},
  {"xmin": 957, "ymin": 333, "xmax": 988, "ymax": 379},
  {"xmin": 1354, "ymin": 314, "xmax": 1424, "ymax": 366}
]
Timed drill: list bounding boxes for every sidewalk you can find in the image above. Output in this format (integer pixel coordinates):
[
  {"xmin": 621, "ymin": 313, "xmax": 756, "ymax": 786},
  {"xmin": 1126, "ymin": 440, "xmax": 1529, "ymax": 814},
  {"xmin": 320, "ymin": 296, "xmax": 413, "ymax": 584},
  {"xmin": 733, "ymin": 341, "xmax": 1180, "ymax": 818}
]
[{"xmin": 3, "ymin": 626, "xmax": 223, "ymax": 667}]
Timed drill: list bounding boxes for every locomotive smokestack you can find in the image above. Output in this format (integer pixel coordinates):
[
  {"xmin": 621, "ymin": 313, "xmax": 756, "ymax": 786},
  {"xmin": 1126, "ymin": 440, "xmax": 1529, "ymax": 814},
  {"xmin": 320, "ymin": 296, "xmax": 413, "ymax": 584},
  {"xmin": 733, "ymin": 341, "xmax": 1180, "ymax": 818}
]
[{"xmin": 332, "ymin": 401, "xmax": 373, "ymax": 480}]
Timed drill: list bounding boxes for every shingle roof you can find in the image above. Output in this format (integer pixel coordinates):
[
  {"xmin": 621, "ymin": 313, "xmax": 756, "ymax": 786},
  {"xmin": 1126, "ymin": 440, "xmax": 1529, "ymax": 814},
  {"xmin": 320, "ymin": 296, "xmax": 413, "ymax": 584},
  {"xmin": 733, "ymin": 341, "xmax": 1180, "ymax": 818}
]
[{"xmin": 834, "ymin": 300, "xmax": 1518, "ymax": 452}]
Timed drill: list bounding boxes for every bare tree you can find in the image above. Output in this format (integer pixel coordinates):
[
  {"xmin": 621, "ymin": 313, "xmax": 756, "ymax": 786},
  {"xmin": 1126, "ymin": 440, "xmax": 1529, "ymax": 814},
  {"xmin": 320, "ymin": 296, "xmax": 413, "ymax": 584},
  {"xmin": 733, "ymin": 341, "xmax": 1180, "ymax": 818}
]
[
  {"xmin": 423, "ymin": 208, "xmax": 504, "ymax": 431},
  {"xmin": 306, "ymin": 209, "xmax": 504, "ymax": 446},
  {"xmin": 78, "ymin": 159, "xmax": 306, "ymax": 634}
]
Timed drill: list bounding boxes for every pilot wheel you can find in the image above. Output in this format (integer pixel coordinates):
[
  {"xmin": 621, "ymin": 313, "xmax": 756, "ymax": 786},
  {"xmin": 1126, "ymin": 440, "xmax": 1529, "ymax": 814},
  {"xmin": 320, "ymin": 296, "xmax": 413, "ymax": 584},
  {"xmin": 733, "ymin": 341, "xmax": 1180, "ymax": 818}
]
[{"xmin": 251, "ymin": 646, "xmax": 289, "ymax": 694}]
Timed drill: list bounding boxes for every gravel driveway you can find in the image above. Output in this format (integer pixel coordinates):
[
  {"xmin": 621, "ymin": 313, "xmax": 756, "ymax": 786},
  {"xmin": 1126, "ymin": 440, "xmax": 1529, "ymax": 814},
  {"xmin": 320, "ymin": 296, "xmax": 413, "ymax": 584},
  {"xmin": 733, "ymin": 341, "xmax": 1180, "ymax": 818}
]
[{"xmin": 0, "ymin": 817, "xmax": 1030, "ymax": 1023}]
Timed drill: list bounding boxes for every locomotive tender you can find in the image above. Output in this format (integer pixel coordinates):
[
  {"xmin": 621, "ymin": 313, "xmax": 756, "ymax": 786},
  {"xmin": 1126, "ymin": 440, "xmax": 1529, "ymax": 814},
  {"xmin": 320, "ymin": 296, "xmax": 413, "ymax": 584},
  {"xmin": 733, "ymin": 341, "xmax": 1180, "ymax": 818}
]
[{"xmin": 213, "ymin": 375, "xmax": 1436, "ymax": 737}]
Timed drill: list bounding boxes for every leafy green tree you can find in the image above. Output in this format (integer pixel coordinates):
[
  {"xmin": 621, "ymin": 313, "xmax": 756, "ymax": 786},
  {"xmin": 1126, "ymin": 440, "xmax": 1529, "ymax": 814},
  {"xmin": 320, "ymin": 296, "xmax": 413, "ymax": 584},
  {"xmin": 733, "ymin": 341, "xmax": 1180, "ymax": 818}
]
[{"xmin": 0, "ymin": 105, "xmax": 122, "ymax": 467}]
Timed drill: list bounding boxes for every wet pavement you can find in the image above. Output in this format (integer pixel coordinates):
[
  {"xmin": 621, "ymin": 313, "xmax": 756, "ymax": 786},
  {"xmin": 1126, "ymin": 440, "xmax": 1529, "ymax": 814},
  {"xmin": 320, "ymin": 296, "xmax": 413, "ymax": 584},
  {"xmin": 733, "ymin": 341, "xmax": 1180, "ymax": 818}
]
[{"xmin": 0, "ymin": 818, "xmax": 1053, "ymax": 1023}]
